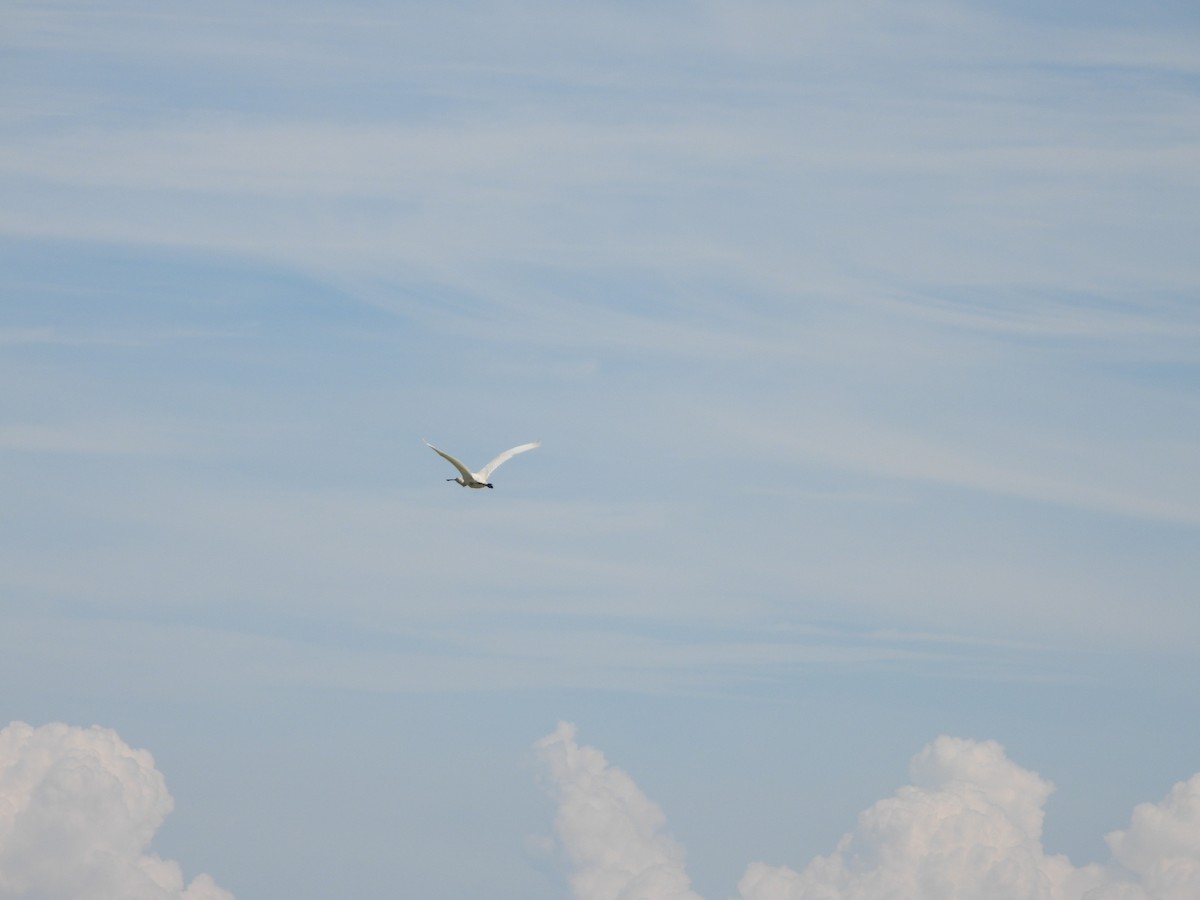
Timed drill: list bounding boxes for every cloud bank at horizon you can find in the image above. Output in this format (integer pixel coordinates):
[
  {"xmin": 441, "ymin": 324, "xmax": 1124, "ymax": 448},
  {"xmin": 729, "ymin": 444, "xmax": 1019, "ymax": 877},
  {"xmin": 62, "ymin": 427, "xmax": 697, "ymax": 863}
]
[
  {"xmin": 0, "ymin": 721, "xmax": 233, "ymax": 900},
  {"xmin": 536, "ymin": 722, "xmax": 1200, "ymax": 900}
]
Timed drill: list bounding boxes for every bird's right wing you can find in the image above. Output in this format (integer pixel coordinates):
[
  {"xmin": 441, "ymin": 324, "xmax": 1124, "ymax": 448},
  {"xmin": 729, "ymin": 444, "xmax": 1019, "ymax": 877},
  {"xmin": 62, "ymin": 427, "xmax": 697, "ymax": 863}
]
[
  {"xmin": 479, "ymin": 440, "xmax": 541, "ymax": 479},
  {"xmin": 423, "ymin": 440, "xmax": 475, "ymax": 481}
]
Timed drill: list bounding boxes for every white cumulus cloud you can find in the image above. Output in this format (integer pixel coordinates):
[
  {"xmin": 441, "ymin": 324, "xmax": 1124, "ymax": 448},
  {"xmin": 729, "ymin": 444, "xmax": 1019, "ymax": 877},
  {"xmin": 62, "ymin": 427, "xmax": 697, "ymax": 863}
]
[
  {"xmin": 535, "ymin": 721, "xmax": 704, "ymax": 900},
  {"xmin": 536, "ymin": 725, "xmax": 1200, "ymax": 900},
  {"xmin": 0, "ymin": 721, "xmax": 233, "ymax": 900},
  {"xmin": 1106, "ymin": 771, "xmax": 1200, "ymax": 900}
]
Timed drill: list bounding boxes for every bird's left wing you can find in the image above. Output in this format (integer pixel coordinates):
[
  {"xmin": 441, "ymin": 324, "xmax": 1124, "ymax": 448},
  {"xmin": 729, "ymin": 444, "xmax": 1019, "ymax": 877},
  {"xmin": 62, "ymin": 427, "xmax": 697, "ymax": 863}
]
[
  {"xmin": 479, "ymin": 440, "xmax": 541, "ymax": 479},
  {"xmin": 424, "ymin": 440, "xmax": 475, "ymax": 481}
]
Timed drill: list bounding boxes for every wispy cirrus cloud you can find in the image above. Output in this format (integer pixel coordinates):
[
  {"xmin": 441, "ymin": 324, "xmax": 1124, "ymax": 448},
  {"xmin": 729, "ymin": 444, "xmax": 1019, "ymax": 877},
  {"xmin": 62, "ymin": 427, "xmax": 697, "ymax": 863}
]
[{"xmin": 3, "ymin": 1, "xmax": 1198, "ymax": 297}]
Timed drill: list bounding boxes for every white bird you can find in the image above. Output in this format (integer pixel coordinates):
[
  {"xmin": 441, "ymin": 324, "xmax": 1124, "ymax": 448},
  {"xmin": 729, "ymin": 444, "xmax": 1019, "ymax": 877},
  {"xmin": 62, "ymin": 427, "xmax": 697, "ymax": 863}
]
[{"xmin": 423, "ymin": 439, "xmax": 541, "ymax": 489}]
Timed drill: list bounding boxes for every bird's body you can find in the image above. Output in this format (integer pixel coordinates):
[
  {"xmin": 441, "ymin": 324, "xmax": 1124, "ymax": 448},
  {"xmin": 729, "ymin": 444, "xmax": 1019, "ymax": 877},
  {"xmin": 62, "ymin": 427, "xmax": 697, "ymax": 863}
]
[{"xmin": 423, "ymin": 439, "xmax": 541, "ymax": 488}]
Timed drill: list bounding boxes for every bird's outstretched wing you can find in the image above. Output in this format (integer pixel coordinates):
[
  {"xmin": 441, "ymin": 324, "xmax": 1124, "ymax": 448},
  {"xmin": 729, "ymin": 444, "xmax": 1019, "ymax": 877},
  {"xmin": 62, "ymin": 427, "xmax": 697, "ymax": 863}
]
[
  {"xmin": 478, "ymin": 440, "xmax": 541, "ymax": 479},
  {"xmin": 423, "ymin": 440, "xmax": 475, "ymax": 482}
]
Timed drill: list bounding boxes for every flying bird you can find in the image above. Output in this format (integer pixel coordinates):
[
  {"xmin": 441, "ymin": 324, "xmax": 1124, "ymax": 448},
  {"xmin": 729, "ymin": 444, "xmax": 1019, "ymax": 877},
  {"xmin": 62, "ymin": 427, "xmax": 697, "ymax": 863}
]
[{"xmin": 423, "ymin": 439, "xmax": 541, "ymax": 489}]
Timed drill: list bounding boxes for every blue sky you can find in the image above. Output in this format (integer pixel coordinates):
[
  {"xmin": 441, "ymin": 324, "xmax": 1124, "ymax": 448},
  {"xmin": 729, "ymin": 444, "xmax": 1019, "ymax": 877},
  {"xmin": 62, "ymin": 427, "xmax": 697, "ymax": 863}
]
[{"xmin": 2, "ymin": 2, "xmax": 1199, "ymax": 898}]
